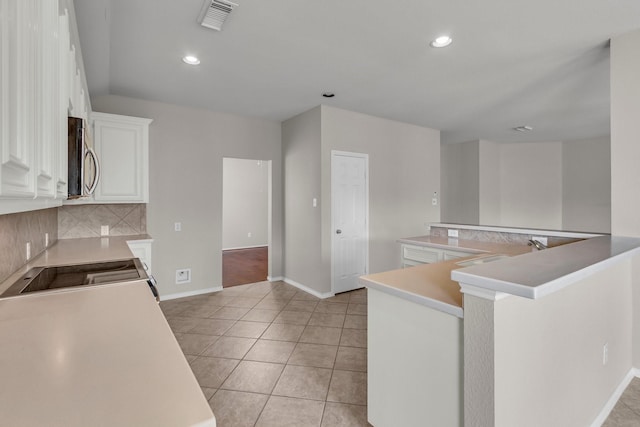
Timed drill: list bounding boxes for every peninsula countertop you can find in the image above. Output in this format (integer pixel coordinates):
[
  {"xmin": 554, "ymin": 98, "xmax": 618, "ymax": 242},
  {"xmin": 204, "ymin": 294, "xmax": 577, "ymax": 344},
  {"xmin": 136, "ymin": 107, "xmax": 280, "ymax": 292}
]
[{"xmin": 360, "ymin": 237, "xmax": 532, "ymax": 317}]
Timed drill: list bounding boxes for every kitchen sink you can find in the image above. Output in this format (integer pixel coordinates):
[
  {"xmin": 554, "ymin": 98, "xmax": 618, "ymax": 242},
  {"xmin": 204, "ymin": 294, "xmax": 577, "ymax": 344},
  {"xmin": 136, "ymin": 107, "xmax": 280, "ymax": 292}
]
[
  {"xmin": 1, "ymin": 259, "xmax": 148, "ymax": 298},
  {"xmin": 455, "ymin": 254, "xmax": 510, "ymax": 267}
]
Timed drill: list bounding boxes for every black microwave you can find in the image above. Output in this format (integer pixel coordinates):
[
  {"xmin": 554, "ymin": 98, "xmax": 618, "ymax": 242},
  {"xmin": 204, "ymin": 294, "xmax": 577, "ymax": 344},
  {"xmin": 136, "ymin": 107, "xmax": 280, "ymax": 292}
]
[{"xmin": 68, "ymin": 117, "xmax": 100, "ymax": 199}]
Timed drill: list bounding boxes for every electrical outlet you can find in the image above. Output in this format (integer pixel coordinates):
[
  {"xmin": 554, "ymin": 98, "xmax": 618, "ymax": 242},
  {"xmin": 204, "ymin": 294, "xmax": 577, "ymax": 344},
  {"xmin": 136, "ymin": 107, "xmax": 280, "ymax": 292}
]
[
  {"xmin": 175, "ymin": 268, "xmax": 191, "ymax": 284},
  {"xmin": 248, "ymin": 232, "xmax": 252, "ymax": 238},
  {"xmin": 26, "ymin": 242, "xmax": 31, "ymax": 260},
  {"xmin": 531, "ymin": 236, "xmax": 548, "ymax": 246},
  {"xmin": 100, "ymin": 225, "xmax": 109, "ymax": 236},
  {"xmin": 174, "ymin": 222, "xmax": 182, "ymax": 232},
  {"xmin": 603, "ymin": 343, "xmax": 609, "ymax": 365},
  {"xmin": 448, "ymin": 229, "xmax": 459, "ymax": 238},
  {"xmin": 432, "ymin": 198, "xmax": 438, "ymax": 206}
]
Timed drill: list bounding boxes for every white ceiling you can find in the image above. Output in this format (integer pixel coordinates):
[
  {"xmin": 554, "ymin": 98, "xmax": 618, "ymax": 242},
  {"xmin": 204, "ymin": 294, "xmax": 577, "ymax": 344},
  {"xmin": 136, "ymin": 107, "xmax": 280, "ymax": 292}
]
[{"xmin": 74, "ymin": 0, "xmax": 640, "ymax": 143}]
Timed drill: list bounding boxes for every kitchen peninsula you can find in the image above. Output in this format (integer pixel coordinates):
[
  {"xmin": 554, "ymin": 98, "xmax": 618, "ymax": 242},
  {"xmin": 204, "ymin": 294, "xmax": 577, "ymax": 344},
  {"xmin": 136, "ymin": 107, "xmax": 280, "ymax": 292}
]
[{"xmin": 361, "ymin": 225, "xmax": 640, "ymax": 427}]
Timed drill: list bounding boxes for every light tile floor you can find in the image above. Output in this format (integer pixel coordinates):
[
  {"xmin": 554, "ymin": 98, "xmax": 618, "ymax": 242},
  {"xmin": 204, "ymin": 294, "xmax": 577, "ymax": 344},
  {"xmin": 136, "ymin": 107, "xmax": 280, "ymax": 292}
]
[
  {"xmin": 160, "ymin": 281, "xmax": 372, "ymax": 427},
  {"xmin": 161, "ymin": 280, "xmax": 639, "ymax": 427}
]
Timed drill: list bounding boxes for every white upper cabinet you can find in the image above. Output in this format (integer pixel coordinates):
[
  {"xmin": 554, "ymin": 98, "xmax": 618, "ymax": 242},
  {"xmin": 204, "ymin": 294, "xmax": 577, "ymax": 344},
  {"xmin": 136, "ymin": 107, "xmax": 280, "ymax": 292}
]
[
  {"xmin": 92, "ymin": 113, "xmax": 152, "ymax": 203},
  {"xmin": 0, "ymin": 0, "xmax": 88, "ymax": 214}
]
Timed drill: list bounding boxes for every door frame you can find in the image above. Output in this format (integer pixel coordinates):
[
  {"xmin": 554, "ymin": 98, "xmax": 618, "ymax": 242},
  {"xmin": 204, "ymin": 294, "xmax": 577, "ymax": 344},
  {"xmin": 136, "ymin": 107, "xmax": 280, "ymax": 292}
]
[{"xmin": 330, "ymin": 150, "xmax": 370, "ymax": 295}]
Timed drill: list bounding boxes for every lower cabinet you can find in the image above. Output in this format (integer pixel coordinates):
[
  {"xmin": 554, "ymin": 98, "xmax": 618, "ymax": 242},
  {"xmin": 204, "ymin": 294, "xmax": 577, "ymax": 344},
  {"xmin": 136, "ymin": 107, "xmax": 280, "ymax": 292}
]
[
  {"xmin": 127, "ymin": 239, "xmax": 153, "ymax": 274},
  {"xmin": 401, "ymin": 244, "xmax": 475, "ymax": 267}
]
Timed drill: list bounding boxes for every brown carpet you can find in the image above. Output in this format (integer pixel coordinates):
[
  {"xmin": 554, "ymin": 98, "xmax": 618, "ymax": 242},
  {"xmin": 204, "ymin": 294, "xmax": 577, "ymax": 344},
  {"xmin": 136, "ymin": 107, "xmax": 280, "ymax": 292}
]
[{"xmin": 222, "ymin": 246, "xmax": 268, "ymax": 288}]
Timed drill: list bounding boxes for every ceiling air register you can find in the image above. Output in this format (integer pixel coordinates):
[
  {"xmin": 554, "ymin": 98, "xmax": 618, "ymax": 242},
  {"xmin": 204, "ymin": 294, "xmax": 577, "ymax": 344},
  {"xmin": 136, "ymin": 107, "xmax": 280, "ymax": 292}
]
[{"xmin": 198, "ymin": 0, "xmax": 238, "ymax": 31}]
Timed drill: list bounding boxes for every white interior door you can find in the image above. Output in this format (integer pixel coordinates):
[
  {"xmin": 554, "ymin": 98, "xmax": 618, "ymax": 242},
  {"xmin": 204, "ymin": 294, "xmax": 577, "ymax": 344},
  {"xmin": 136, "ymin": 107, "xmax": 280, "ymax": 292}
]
[{"xmin": 332, "ymin": 151, "xmax": 368, "ymax": 294}]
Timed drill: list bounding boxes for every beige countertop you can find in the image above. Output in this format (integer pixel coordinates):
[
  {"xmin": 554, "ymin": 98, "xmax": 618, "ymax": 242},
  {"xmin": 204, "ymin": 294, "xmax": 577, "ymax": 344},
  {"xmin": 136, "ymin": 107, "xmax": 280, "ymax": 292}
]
[
  {"xmin": 398, "ymin": 235, "xmax": 531, "ymax": 256},
  {"xmin": 0, "ymin": 280, "xmax": 215, "ymax": 427},
  {"xmin": 360, "ymin": 236, "xmax": 532, "ymax": 317},
  {"xmin": 0, "ymin": 235, "xmax": 152, "ymax": 295}
]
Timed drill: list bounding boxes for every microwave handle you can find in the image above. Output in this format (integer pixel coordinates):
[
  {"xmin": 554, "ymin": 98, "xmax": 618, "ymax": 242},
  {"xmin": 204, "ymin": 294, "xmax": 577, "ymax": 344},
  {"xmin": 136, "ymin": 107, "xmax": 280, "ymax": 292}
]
[{"xmin": 85, "ymin": 147, "xmax": 100, "ymax": 195}]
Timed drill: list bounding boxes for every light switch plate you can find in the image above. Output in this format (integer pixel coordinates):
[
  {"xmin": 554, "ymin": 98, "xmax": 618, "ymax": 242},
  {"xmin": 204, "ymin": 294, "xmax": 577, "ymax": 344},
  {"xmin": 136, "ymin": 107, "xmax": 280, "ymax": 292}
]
[
  {"xmin": 448, "ymin": 229, "xmax": 459, "ymax": 238},
  {"xmin": 100, "ymin": 225, "xmax": 109, "ymax": 236}
]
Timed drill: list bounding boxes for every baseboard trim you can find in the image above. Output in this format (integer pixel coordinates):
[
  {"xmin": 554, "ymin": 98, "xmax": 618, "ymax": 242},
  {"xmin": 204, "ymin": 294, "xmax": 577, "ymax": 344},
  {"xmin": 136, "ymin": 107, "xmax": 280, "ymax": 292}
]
[
  {"xmin": 283, "ymin": 277, "xmax": 334, "ymax": 299},
  {"xmin": 160, "ymin": 286, "xmax": 223, "ymax": 301},
  {"xmin": 222, "ymin": 245, "xmax": 268, "ymax": 251},
  {"xmin": 267, "ymin": 276, "xmax": 285, "ymax": 282},
  {"xmin": 591, "ymin": 368, "xmax": 638, "ymax": 427}
]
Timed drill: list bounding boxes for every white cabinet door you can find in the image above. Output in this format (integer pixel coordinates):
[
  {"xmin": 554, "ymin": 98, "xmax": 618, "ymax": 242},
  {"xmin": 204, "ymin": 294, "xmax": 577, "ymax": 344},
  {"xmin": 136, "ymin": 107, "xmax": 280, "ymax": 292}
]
[
  {"xmin": 127, "ymin": 240, "xmax": 153, "ymax": 274},
  {"xmin": 0, "ymin": 0, "xmax": 36, "ymax": 198},
  {"xmin": 55, "ymin": 9, "xmax": 69, "ymax": 199},
  {"xmin": 93, "ymin": 113, "xmax": 152, "ymax": 203}
]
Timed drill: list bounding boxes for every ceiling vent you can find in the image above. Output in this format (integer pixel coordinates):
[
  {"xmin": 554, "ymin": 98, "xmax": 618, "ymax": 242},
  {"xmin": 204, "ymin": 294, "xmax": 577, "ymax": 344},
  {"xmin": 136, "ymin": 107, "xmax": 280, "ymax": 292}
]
[{"xmin": 197, "ymin": 0, "xmax": 238, "ymax": 31}]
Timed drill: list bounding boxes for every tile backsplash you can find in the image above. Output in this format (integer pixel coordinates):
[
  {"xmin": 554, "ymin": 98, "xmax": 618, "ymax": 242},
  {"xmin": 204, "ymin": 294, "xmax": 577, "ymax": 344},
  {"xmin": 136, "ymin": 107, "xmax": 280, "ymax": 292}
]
[
  {"xmin": 0, "ymin": 208, "xmax": 58, "ymax": 283},
  {"xmin": 58, "ymin": 204, "xmax": 146, "ymax": 239}
]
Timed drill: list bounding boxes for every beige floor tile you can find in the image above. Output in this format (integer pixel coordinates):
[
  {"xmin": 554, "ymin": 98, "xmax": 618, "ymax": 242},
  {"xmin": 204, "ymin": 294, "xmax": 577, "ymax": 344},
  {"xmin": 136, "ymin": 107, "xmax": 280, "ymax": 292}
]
[
  {"xmin": 272, "ymin": 365, "xmax": 332, "ymax": 400},
  {"xmin": 334, "ymin": 346, "xmax": 367, "ymax": 372},
  {"xmin": 224, "ymin": 321, "xmax": 270, "ymax": 338},
  {"xmin": 244, "ymin": 339, "xmax": 297, "ymax": 364},
  {"xmin": 339, "ymin": 329, "xmax": 367, "ymax": 348},
  {"xmin": 343, "ymin": 315, "xmax": 367, "ymax": 330},
  {"xmin": 288, "ymin": 343, "xmax": 338, "ymax": 369},
  {"xmin": 273, "ymin": 310, "xmax": 312, "ymax": 325},
  {"xmin": 209, "ymin": 390, "xmax": 269, "ymax": 427},
  {"xmin": 254, "ymin": 299, "xmax": 290, "ymax": 311},
  {"xmin": 347, "ymin": 303, "xmax": 367, "ymax": 315},
  {"xmin": 314, "ymin": 302, "xmax": 348, "ymax": 314},
  {"xmin": 185, "ymin": 354, "xmax": 197, "ymax": 363},
  {"xmin": 174, "ymin": 333, "xmax": 219, "ymax": 356},
  {"xmin": 256, "ymin": 396, "xmax": 325, "ymax": 427},
  {"xmin": 226, "ymin": 296, "xmax": 263, "ymax": 308},
  {"xmin": 268, "ymin": 288, "xmax": 297, "ymax": 299},
  {"xmin": 620, "ymin": 378, "xmax": 640, "ymax": 413},
  {"xmin": 241, "ymin": 308, "xmax": 280, "ymax": 323},
  {"xmin": 189, "ymin": 356, "xmax": 239, "ymax": 388},
  {"xmin": 160, "ymin": 301, "xmax": 196, "ymax": 317},
  {"xmin": 300, "ymin": 326, "xmax": 342, "ymax": 346},
  {"xmin": 209, "ymin": 306, "xmax": 251, "ymax": 320},
  {"xmin": 327, "ymin": 370, "xmax": 367, "ymax": 405},
  {"xmin": 308, "ymin": 312, "xmax": 346, "ymax": 328},
  {"xmin": 602, "ymin": 401, "xmax": 640, "ymax": 427},
  {"xmin": 321, "ymin": 402, "xmax": 370, "ymax": 427},
  {"xmin": 189, "ymin": 318, "xmax": 236, "ymax": 336},
  {"xmin": 262, "ymin": 323, "xmax": 305, "ymax": 342},
  {"xmin": 180, "ymin": 304, "xmax": 222, "ymax": 318},
  {"xmin": 221, "ymin": 360, "xmax": 285, "ymax": 394},
  {"xmin": 291, "ymin": 291, "xmax": 321, "ymax": 301},
  {"xmin": 201, "ymin": 387, "xmax": 217, "ymax": 401},
  {"xmin": 285, "ymin": 300, "xmax": 318, "ymax": 312},
  {"xmin": 206, "ymin": 295, "xmax": 238, "ymax": 306},
  {"xmin": 325, "ymin": 293, "xmax": 351, "ymax": 303},
  {"xmin": 201, "ymin": 336, "xmax": 257, "ymax": 359},
  {"xmin": 165, "ymin": 316, "xmax": 202, "ymax": 333}
]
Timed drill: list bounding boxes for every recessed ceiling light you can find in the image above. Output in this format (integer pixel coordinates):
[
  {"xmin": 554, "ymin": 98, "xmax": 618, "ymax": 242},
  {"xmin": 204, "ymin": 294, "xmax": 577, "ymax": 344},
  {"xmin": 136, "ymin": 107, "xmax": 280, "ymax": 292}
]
[
  {"xmin": 322, "ymin": 92, "xmax": 335, "ymax": 98},
  {"xmin": 182, "ymin": 55, "xmax": 200, "ymax": 65},
  {"xmin": 430, "ymin": 36, "xmax": 453, "ymax": 48},
  {"xmin": 514, "ymin": 125, "xmax": 534, "ymax": 132}
]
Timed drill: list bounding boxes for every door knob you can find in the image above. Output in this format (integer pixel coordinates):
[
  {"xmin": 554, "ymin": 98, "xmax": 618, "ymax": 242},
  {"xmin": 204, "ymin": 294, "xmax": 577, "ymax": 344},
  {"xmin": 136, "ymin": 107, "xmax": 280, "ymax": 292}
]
[{"xmin": 336, "ymin": 229, "xmax": 342, "ymax": 234}]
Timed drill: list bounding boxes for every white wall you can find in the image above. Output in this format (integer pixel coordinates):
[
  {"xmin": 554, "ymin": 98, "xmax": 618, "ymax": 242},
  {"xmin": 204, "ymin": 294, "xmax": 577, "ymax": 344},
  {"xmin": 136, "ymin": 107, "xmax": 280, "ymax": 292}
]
[
  {"xmin": 562, "ymin": 136, "xmax": 611, "ymax": 233},
  {"xmin": 499, "ymin": 141, "xmax": 563, "ymax": 230},
  {"xmin": 441, "ymin": 141, "xmax": 479, "ymax": 224},
  {"xmin": 611, "ymin": 28, "xmax": 640, "ymax": 369},
  {"xmin": 222, "ymin": 158, "xmax": 269, "ymax": 249},
  {"xmin": 91, "ymin": 95, "xmax": 283, "ymax": 298},
  {"xmin": 494, "ymin": 260, "xmax": 632, "ymax": 426},
  {"xmin": 283, "ymin": 105, "xmax": 441, "ymax": 295},
  {"xmin": 282, "ymin": 107, "xmax": 325, "ymax": 291},
  {"xmin": 478, "ymin": 139, "xmax": 501, "ymax": 225},
  {"xmin": 320, "ymin": 106, "xmax": 441, "ymax": 283}
]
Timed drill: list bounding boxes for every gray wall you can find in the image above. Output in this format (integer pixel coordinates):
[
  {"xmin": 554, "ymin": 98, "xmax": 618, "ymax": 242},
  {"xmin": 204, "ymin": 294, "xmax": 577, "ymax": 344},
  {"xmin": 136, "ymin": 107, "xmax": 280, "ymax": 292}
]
[
  {"xmin": 562, "ymin": 136, "xmax": 611, "ymax": 233},
  {"xmin": 282, "ymin": 105, "xmax": 441, "ymax": 295},
  {"xmin": 611, "ymin": 28, "xmax": 640, "ymax": 369},
  {"xmin": 92, "ymin": 95, "xmax": 283, "ymax": 298},
  {"xmin": 222, "ymin": 158, "xmax": 269, "ymax": 249},
  {"xmin": 320, "ymin": 105, "xmax": 441, "ymax": 283},
  {"xmin": 282, "ymin": 107, "xmax": 324, "ymax": 290},
  {"xmin": 441, "ymin": 141, "xmax": 479, "ymax": 224},
  {"xmin": 478, "ymin": 139, "xmax": 501, "ymax": 225}
]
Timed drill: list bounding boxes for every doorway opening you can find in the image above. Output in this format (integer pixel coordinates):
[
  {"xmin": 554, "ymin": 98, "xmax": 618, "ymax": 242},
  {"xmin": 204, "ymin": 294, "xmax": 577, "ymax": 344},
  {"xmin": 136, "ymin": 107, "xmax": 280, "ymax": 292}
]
[{"xmin": 222, "ymin": 157, "xmax": 272, "ymax": 287}]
